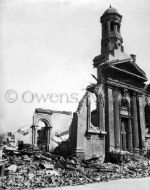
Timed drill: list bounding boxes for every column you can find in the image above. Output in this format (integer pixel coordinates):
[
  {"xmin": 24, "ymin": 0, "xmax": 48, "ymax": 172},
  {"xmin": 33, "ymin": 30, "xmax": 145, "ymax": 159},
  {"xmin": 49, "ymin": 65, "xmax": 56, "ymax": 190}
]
[
  {"xmin": 98, "ymin": 94, "xmax": 103, "ymax": 130},
  {"xmin": 138, "ymin": 95, "xmax": 146, "ymax": 150},
  {"xmin": 107, "ymin": 88, "xmax": 115, "ymax": 150},
  {"xmin": 46, "ymin": 127, "xmax": 51, "ymax": 152},
  {"xmin": 34, "ymin": 127, "xmax": 38, "ymax": 147},
  {"xmin": 132, "ymin": 93, "xmax": 139, "ymax": 149},
  {"xmin": 113, "ymin": 89, "xmax": 120, "ymax": 149},
  {"xmin": 45, "ymin": 127, "xmax": 48, "ymax": 152},
  {"xmin": 31, "ymin": 125, "xmax": 36, "ymax": 146}
]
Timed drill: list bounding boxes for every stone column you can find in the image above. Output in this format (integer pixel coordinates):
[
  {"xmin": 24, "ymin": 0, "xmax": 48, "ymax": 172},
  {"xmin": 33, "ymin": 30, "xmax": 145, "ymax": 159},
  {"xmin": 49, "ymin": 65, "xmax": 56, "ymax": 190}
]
[
  {"xmin": 132, "ymin": 93, "xmax": 139, "ymax": 150},
  {"xmin": 107, "ymin": 88, "xmax": 115, "ymax": 151},
  {"xmin": 34, "ymin": 128, "xmax": 38, "ymax": 147},
  {"xmin": 113, "ymin": 89, "xmax": 120, "ymax": 149},
  {"xmin": 46, "ymin": 127, "xmax": 51, "ymax": 152},
  {"xmin": 138, "ymin": 95, "xmax": 146, "ymax": 150},
  {"xmin": 31, "ymin": 125, "xmax": 36, "ymax": 146}
]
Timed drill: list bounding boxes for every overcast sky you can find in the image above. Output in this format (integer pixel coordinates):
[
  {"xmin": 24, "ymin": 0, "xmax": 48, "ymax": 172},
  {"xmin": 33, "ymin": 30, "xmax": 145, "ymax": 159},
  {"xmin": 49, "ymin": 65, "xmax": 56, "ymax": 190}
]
[{"xmin": 0, "ymin": 0, "xmax": 150, "ymax": 133}]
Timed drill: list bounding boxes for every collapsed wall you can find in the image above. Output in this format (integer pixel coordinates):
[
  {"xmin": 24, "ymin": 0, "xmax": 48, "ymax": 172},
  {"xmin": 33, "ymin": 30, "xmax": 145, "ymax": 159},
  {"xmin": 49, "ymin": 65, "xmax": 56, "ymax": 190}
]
[{"xmin": 69, "ymin": 85, "xmax": 106, "ymax": 160}]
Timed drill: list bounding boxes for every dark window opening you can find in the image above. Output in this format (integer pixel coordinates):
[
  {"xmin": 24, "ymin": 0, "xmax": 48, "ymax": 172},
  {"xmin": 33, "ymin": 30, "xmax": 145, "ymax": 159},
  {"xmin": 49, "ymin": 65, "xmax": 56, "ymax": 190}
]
[
  {"xmin": 110, "ymin": 22, "xmax": 115, "ymax": 31},
  {"xmin": 117, "ymin": 24, "xmax": 120, "ymax": 33},
  {"xmin": 91, "ymin": 109, "xmax": 99, "ymax": 127},
  {"xmin": 111, "ymin": 22, "xmax": 120, "ymax": 33}
]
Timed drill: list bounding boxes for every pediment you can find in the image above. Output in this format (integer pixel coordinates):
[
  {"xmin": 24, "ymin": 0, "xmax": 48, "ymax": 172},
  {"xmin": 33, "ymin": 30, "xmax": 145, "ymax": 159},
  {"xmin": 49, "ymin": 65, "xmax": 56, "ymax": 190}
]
[{"xmin": 110, "ymin": 61, "xmax": 147, "ymax": 81}]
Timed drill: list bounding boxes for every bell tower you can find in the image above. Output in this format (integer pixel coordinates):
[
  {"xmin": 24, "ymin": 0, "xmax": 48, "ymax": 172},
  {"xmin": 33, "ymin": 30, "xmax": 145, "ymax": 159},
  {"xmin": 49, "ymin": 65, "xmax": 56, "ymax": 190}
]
[{"xmin": 100, "ymin": 5, "xmax": 124, "ymax": 55}]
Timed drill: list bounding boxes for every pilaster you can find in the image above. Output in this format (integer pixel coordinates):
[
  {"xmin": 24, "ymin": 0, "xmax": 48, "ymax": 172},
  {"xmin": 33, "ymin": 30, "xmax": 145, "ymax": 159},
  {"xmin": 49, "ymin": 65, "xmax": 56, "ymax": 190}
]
[
  {"xmin": 107, "ymin": 87, "xmax": 115, "ymax": 151},
  {"xmin": 128, "ymin": 119, "xmax": 132, "ymax": 152},
  {"xmin": 113, "ymin": 89, "xmax": 120, "ymax": 149}
]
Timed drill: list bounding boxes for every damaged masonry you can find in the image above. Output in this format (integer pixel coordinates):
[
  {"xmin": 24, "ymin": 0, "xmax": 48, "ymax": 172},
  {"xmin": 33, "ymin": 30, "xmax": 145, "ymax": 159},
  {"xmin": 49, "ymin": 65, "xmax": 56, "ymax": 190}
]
[
  {"xmin": 1, "ymin": 6, "xmax": 150, "ymax": 190},
  {"xmin": 32, "ymin": 6, "xmax": 150, "ymax": 161}
]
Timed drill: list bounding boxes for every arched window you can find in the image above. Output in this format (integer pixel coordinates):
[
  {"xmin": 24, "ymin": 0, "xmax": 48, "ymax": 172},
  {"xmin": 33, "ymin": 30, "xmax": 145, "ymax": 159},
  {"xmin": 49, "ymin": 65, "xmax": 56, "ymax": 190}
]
[
  {"xmin": 90, "ymin": 93, "xmax": 98, "ymax": 128},
  {"xmin": 117, "ymin": 23, "xmax": 120, "ymax": 33},
  {"xmin": 110, "ymin": 21, "xmax": 115, "ymax": 31}
]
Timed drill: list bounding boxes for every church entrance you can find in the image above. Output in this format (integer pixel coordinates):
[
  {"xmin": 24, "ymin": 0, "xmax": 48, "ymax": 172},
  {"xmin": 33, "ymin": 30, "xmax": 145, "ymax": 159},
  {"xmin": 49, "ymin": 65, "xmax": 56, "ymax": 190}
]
[{"xmin": 120, "ymin": 118, "xmax": 130, "ymax": 151}]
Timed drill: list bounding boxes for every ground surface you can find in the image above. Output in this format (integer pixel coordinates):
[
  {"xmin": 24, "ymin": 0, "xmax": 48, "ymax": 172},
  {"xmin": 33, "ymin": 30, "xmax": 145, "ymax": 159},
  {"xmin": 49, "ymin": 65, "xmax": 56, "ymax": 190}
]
[{"xmin": 37, "ymin": 177, "xmax": 150, "ymax": 190}]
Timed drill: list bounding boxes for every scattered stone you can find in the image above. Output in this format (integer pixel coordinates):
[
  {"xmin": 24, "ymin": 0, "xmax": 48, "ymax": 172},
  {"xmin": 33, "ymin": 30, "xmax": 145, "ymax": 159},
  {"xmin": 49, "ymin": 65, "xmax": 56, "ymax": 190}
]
[{"xmin": 1, "ymin": 148, "xmax": 150, "ymax": 189}]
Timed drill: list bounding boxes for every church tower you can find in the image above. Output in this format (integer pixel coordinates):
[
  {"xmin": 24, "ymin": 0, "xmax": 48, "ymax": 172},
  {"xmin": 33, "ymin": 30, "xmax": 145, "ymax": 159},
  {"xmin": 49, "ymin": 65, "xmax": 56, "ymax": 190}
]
[
  {"xmin": 93, "ymin": 6, "xmax": 131, "ymax": 70},
  {"xmin": 100, "ymin": 5, "xmax": 124, "ymax": 55}
]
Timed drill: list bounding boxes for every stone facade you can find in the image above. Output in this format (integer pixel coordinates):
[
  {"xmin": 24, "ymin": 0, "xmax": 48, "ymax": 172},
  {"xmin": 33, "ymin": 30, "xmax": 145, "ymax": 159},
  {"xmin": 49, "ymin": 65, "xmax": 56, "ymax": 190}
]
[
  {"xmin": 31, "ymin": 6, "xmax": 150, "ymax": 161},
  {"xmin": 69, "ymin": 6, "xmax": 150, "ymax": 160}
]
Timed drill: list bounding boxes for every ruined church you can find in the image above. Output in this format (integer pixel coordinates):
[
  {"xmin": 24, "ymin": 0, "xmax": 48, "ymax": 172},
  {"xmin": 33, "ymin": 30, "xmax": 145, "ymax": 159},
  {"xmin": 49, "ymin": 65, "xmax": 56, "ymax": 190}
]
[
  {"xmin": 32, "ymin": 7, "xmax": 150, "ymax": 161},
  {"xmin": 69, "ymin": 6, "xmax": 150, "ymax": 160}
]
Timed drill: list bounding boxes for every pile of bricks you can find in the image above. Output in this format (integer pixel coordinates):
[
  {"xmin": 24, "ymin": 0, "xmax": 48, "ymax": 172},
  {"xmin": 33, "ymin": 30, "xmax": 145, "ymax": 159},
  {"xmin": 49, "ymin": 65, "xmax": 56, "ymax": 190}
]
[{"xmin": 1, "ymin": 150, "xmax": 150, "ymax": 189}]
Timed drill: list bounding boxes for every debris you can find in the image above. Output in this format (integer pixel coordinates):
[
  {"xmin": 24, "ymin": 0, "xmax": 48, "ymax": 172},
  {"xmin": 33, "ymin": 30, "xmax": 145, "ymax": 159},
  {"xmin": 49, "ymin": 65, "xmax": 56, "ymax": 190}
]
[
  {"xmin": 7, "ymin": 164, "xmax": 17, "ymax": 172},
  {"xmin": 46, "ymin": 170, "xmax": 59, "ymax": 176},
  {"xmin": 1, "ymin": 145, "xmax": 150, "ymax": 189}
]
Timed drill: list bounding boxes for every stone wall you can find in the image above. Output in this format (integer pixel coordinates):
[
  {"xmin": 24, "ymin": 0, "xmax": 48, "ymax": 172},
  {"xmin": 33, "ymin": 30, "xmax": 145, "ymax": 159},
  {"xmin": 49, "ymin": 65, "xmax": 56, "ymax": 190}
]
[{"xmin": 69, "ymin": 90, "xmax": 106, "ymax": 160}]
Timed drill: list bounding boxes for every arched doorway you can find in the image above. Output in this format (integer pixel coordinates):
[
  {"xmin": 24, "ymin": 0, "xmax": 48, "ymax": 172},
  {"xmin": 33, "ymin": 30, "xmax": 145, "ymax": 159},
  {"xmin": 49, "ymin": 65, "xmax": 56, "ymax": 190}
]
[{"xmin": 31, "ymin": 111, "xmax": 52, "ymax": 152}]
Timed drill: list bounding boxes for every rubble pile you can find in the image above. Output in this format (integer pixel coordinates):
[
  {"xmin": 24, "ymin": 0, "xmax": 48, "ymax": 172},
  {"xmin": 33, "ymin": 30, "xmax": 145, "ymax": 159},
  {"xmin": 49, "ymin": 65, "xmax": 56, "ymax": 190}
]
[{"xmin": 1, "ymin": 150, "xmax": 150, "ymax": 189}]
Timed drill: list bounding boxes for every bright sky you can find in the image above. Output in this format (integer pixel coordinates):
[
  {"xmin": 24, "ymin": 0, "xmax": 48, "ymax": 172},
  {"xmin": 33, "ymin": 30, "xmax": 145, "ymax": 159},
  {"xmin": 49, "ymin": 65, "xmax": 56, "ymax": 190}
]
[{"xmin": 0, "ymin": 0, "xmax": 150, "ymax": 133}]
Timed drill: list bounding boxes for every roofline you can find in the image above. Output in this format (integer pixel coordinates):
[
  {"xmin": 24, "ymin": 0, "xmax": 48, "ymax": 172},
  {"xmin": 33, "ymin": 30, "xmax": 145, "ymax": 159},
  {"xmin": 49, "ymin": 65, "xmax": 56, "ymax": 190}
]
[
  {"xmin": 110, "ymin": 66, "xmax": 148, "ymax": 81},
  {"xmin": 112, "ymin": 60, "xmax": 147, "ymax": 79},
  {"xmin": 93, "ymin": 58, "xmax": 131, "ymax": 68}
]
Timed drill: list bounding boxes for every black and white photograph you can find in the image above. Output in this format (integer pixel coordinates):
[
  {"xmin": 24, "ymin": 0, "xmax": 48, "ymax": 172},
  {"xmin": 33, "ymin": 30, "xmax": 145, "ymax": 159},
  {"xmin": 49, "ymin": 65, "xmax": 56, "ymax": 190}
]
[{"xmin": 0, "ymin": 0, "xmax": 150, "ymax": 189}]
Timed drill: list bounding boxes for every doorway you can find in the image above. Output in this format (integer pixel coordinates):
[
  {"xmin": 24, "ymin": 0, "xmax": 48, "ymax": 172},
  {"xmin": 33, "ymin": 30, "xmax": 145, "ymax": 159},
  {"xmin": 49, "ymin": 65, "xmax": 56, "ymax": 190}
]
[
  {"xmin": 37, "ymin": 120, "xmax": 50, "ymax": 152},
  {"xmin": 120, "ymin": 118, "xmax": 129, "ymax": 151}
]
